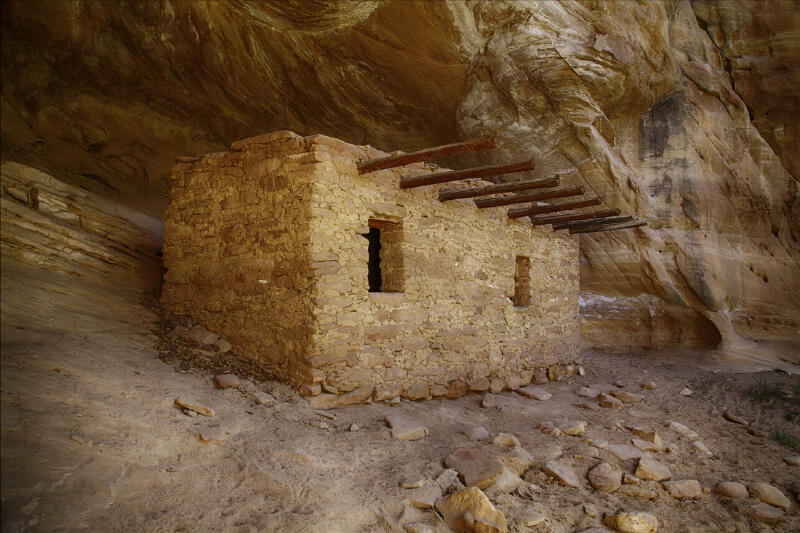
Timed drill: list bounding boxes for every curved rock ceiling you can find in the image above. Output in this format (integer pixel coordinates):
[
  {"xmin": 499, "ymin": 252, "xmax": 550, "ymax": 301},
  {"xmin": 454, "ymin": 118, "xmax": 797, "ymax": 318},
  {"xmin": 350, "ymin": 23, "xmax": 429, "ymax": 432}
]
[{"xmin": 2, "ymin": 0, "xmax": 798, "ymax": 356}]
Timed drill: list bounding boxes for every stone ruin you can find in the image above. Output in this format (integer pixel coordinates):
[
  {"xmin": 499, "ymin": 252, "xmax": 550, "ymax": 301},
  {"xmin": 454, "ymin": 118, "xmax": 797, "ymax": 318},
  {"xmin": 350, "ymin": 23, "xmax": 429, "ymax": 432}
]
[{"xmin": 161, "ymin": 130, "xmax": 582, "ymax": 406}]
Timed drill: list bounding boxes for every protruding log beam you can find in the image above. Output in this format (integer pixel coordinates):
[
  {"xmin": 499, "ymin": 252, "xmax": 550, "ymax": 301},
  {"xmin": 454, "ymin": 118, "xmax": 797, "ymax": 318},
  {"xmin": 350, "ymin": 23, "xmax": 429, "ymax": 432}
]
[
  {"xmin": 438, "ymin": 176, "xmax": 559, "ymax": 202},
  {"xmin": 570, "ymin": 220, "xmax": 648, "ymax": 234},
  {"xmin": 553, "ymin": 215, "xmax": 633, "ymax": 231},
  {"xmin": 508, "ymin": 197, "xmax": 600, "ymax": 219},
  {"xmin": 475, "ymin": 186, "xmax": 584, "ymax": 209},
  {"xmin": 529, "ymin": 208, "xmax": 621, "ymax": 226},
  {"xmin": 357, "ymin": 138, "xmax": 498, "ymax": 174},
  {"xmin": 399, "ymin": 160, "xmax": 534, "ymax": 189}
]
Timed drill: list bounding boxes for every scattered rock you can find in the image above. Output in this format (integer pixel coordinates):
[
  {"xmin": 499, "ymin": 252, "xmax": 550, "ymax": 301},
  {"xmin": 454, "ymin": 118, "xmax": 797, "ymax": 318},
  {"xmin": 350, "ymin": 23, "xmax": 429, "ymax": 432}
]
[
  {"xmin": 532, "ymin": 369, "xmax": 549, "ymax": 384},
  {"xmin": 183, "ymin": 409, "xmax": 197, "ymax": 417},
  {"xmin": 469, "ymin": 377, "xmax": 490, "ymax": 392},
  {"xmin": 599, "ymin": 393, "xmax": 623, "ymax": 409},
  {"xmin": 194, "ymin": 429, "xmax": 225, "ymax": 444},
  {"xmin": 613, "ymin": 380, "xmax": 625, "ymax": 388},
  {"xmin": 610, "ymin": 390, "xmax": 644, "ymax": 403},
  {"xmin": 515, "ymin": 482, "xmax": 539, "ymax": 500},
  {"xmin": 214, "ymin": 373, "xmax": 239, "ymax": 389},
  {"xmin": 465, "ymin": 426, "xmax": 490, "ymax": 441},
  {"xmin": 69, "ymin": 434, "xmax": 84, "ymax": 444},
  {"xmin": 617, "ymin": 486, "xmax": 657, "ymax": 500},
  {"xmin": 403, "ymin": 522, "xmax": 439, "ymax": 533},
  {"xmin": 575, "ymin": 386, "xmax": 600, "ymax": 399},
  {"xmin": 628, "ymin": 426, "xmax": 661, "ymax": 445},
  {"xmin": 307, "ymin": 393, "xmax": 337, "ymax": 410},
  {"xmin": 216, "ymin": 338, "xmax": 232, "ymax": 353},
  {"xmin": 407, "ymin": 485, "xmax": 442, "ymax": 509},
  {"xmin": 608, "ymin": 444, "xmax": 643, "ymax": 461},
  {"xmin": 603, "ymin": 511, "xmax": 658, "ymax": 533},
  {"xmin": 537, "ymin": 422, "xmax": 561, "ymax": 437},
  {"xmin": 445, "ymin": 447, "xmax": 504, "ymax": 489},
  {"xmin": 385, "ymin": 413, "xmax": 428, "ymax": 441},
  {"xmin": 400, "ymin": 474, "xmax": 426, "ymax": 489},
  {"xmin": 492, "ymin": 433, "xmax": 520, "ymax": 447},
  {"xmin": 445, "ymin": 380, "xmax": 469, "ymax": 399},
  {"xmin": 175, "ymin": 398, "xmax": 214, "ymax": 417},
  {"xmin": 631, "ymin": 438, "xmax": 661, "ymax": 452},
  {"xmin": 588, "ymin": 462, "xmax": 622, "ymax": 492},
  {"xmin": 520, "ymin": 511, "xmax": 546, "ymax": 527},
  {"xmin": 517, "ymin": 386, "xmax": 551, "ymax": 400},
  {"xmin": 484, "ymin": 467, "xmax": 523, "ymax": 497},
  {"xmin": 663, "ymin": 480, "xmax": 702, "ymax": 499},
  {"xmin": 309, "ymin": 419, "xmax": 330, "ymax": 430},
  {"xmin": 188, "ymin": 326, "xmax": 218, "ymax": 345},
  {"xmin": 747, "ymin": 427, "xmax": 767, "ymax": 438},
  {"xmin": 339, "ymin": 384, "xmax": 373, "ymax": 405},
  {"xmin": 664, "ymin": 420, "xmax": 698, "ymax": 439},
  {"xmin": 493, "ymin": 445, "xmax": 535, "ymax": 476},
  {"xmin": 542, "ymin": 460, "xmax": 581, "ymax": 488},
  {"xmin": 559, "ymin": 420, "xmax": 586, "ymax": 436},
  {"xmin": 748, "ymin": 482, "xmax": 792, "ymax": 510},
  {"xmin": 435, "ymin": 487, "xmax": 507, "ymax": 533},
  {"xmin": 577, "ymin": 529, "xmax": 612, "ymax": 533},
  {"xmin": 300, "ymin": 383, "xmax": 321, "ymax": 397},
  {"xmin": 679, "ymin": 387, "xmax": 693, "ymax": 397},
  {"xmin": 714, "ymin": 481, "xmax": 748, "ymax": 499},
  {"xmin": 349, "ymin": 423, "xmax": 360, "ymax": 431},
  {"xmin": 623, "ymin": 474, "xmax": 641, "ymax": 485},
  {"xmin": 640, "ymin": 382, "xmax": 656, "ymax": 390},
  {"xmin": 578, "ymin": 365, "xmax": 586, "ymax": 376},
  {"xmin": 723, "ymin": 412, "xmax": 749, "ymax": 425},
  {"xmin": 690, "ymin": 440, "xmax": 712, "ymax": 457},
  {"xmin": 251, "ymin": 391, "xmax": 275, "ymax": 405},
  {"xmin": 480, "ymin": 393, "xmax": 495, "ymax": 409},
  {"xmin": 739, "ymin": 501, "xmax": 785, "ymax": 524},
  {"xmin": 782, "ymin": 456, "xmax": 800, "ymax": 466},
  {"xmin": 583, "ymin": 503, "xmax": 600, "ymax": 517},
  {"xmin": 574, "ymin": 401, "xmax": 601, "ymax": 411},
  {"xmin": 375, "ymin": 384, "xmax": 403, "ymax": 402},
  {"xmin": 635, "ymin": 455, "xmax": 671, "ymax": 481},
  {"xmin": 314, "ymin": 409, "xmax": 336, "ymax": 420},
  {"xmin": 587, "ymin": 438, "xmax": 609, "ymax": 449}
]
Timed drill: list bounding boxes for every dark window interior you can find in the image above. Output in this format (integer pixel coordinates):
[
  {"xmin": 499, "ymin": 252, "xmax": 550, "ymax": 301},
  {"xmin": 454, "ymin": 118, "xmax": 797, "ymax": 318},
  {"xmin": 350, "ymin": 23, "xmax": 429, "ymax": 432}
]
[{"xmin": 363, "ymin": 227, "xmax": 382, "ymax": 292}]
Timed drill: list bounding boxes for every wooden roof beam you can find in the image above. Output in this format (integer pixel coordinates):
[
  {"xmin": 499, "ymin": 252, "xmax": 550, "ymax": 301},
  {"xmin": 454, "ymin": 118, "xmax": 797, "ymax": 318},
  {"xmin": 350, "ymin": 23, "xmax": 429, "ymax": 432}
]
[
  {"xmin": 399, "ymin": 160, "xmax": 534, "ymax": 189},
  {"xmin": 570, "ymin": 220, "xmax": 648, "ymax": 234},
  {"xmin": 508, "ymin": 197, "xmax": 601, "ymax": 219},
  {"xmin": 438, "ymin": 176, "xmax": 559, "ymax": 202},
  {"xmin": 553, "ymin": 215, "xmax": 633, "ymax": 231},
  {"xmin": 357, "ymin": 138, "xmax": 498, "ymax": 174},
  {"xmin": 529, "ymin": 208, "xmax": 621, "ymax": 226},
  {"xmin": 475, "ymin": 186, "xmax": 584, "ymax": 209}
]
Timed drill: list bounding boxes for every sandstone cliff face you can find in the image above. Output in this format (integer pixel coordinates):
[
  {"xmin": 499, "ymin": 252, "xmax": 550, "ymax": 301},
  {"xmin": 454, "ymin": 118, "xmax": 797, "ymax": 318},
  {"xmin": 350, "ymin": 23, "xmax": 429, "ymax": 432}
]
[{"xmin": 1, "ymin": 1, "xmax": 798, "ymax": 356}]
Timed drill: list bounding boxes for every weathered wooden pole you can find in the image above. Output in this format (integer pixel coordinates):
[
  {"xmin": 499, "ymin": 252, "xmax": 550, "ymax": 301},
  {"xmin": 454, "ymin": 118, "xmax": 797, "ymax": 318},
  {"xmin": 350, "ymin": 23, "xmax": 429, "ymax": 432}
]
[
  {"xmin": 357, "ymin": 138, "xmax": 498, "ymax": 174},
  {"xmin": 570, "ymin": 220, "xmax": 648, "ymax": 234},
  {"xmin": 438, "ymin": 176, "xmax": 559, "ymax": 202},
  {"xmin": 399, "ymin": 160, "xmax": 534, "ymax": 189},
  {"xmin": 508, "ymin": 197, "xmax": 600, "ymax": 219},
  {"xmin": 529, "ymin": 208, "xmax": 621, "ymax": 226},
  {"xmin": 553, "ymin": 215, "xmax": 633, "ymax": 231},
  {"xmin": 474, "ymin": 186, "xmax": 584, "ymax": 209}
]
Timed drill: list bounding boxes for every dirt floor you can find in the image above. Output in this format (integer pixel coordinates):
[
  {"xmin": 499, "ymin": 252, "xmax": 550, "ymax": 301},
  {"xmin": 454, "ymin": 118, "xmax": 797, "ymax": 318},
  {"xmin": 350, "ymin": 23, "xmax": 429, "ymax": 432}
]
[{"xmin": 1, "ymin": 261, "xmax": 799, "ymax": 533}]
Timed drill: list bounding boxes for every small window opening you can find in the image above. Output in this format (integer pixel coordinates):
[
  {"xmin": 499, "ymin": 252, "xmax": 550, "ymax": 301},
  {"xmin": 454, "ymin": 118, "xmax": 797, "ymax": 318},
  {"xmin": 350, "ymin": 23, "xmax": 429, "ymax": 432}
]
[
  {"xmin": 513, "ymin": 255, "xmax": 531, "ymax": 307},
  {"xmin": 362, "ymin": 219, "xmax": 403, "ymax": 292}
]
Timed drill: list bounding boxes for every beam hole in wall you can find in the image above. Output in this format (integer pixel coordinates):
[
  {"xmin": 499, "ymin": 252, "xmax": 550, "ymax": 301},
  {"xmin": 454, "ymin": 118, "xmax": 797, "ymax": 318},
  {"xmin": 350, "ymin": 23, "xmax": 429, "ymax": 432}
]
[
  {"xmin": 513, "ymin": 255, "xmax": 531, "ymax": 307},
  {"xmin": 362, "ymin": 219, "xmax": 404, "ymax": 293}
]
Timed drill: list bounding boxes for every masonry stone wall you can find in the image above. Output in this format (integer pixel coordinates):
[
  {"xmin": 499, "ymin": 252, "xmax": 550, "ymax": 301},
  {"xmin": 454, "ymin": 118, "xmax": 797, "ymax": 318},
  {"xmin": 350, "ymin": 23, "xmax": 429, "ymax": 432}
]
[{"xmin": 162, "ymin": 130, "xmax": 580, "ymax": 403}]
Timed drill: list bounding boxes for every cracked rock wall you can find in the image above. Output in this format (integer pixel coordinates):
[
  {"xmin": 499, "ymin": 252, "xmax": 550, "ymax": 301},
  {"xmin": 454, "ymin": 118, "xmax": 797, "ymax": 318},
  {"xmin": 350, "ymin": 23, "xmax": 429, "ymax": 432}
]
[{"xmin": 2, "ymin": 0, "xmax": 798, "ymax": 355}]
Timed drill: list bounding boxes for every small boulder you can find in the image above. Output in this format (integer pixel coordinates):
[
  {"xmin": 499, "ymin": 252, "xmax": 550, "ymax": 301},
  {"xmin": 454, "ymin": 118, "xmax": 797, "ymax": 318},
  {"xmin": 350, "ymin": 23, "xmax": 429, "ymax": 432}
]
[
  {"xmin": 214, "ymin": 374, "xmax": 240, "ymax": 389},
  {"xmin": 435, "ymin": 487, "xmax": 507, "ymax": 533},
  {"xmin": 748, "ymin": 482, "xmax": 792, "ymax": 510},
  {"xmin": 664, "ymin": 420, "xmax": 698, "ymax": 439},
  {"xmin": 307, "ymin": 393, "xmax": 337, "ymax": 410},
  {"xmin": 559, "ymin": 420, "xmax": 586, "ymax": 436},
  {"xmin": 517, "ymin": 386, "xmax": 551, "ymax": 400},
  {"xmin": 339, "ymin": 384, "xmax": 373, "ymax": 405},
  {"xmin": 216, "ymin": 338, "xmax": 232, "ymax": 353},
  {"xmin": 469, "ymin": 377, "xmax": 490, "ymax": 392},
  {"xmin": 403, "ymin": 383, "xmax": 430, "ymax": 401},
  {"xmin": 188, "ymin": 326, "xmax": 218, "ymax": 345},
  {"xmin": 632, "ymin": 438, "xmax": 661, "ymax": 452},
  {"xmin": 599, "ymin": 393, "xmax": 623, "ymax": 409},
  {"xmin": 542, "ymin": 460, "xmax": 581, "ymax": 488},
  {"xmin": 445, "ymin": 380, "xmax": 469, "ymax": 399},
  {"xmin": 385, "ymin": 413, "xmax": 428, "ymax": 441},
  {"xmin": 480, "ymin": 393, "xmax": 495, "ymax": 409},
  {"xmin": 640, "ymin": 382, "xmax": 656, "ymax": 390},
  {"xmin": 603, "ymin": 511, "xmax": 658, "ymax": 533},
  {"xmin": 492, "ymin": 433, "xmax": 520, "ymax": 447},
  {"xmin": 465, "ymin": 426, "xmax": 490, "ymax": 441},
  {"xmin": 489, "ymin": 378, "xmax": 506, "ymax": 394},
  {"xmin": 663, "ymin": 480, "xmax": 702, "ymax": 499},
  {"xmin": 613, "ymin": 379, "xmax": 626, "ymax": 388},
  {"xmin": 251, "ymin": 391, "xmax": 275, "ymax": 405},
  {"xmin": 575, "ymin": 386, "xmax": 600, "ymax": 399},
  {"xmin": 690, "ymin": 440, "xmax": 712, "ymax": 457},
  {"xmin": 407, "ymin": 484, "xmax": 442, "ymax": 509},
  {"xmin": 739, "ymin": 501, "xmax": 785, "ymax": 524},
  {"xmin": 588, "ymin": 462, "xmax": 622, "ymax": 492},
  {"xmin": 484, "ymin": 467, "xmax": 523, "ymax": 498},
  {"xmin": 714, "ymin": 481, "xmax": 748, "ymax": 499},
  {"xmin": 635, "ymin": 455, "xmax": 671, "ymax": 481},
  {"xmin": 608, "ymin": 444, "xmax": 643, "ymax": 461},
  {"xmin": 300, "ymin": 383, "xmax": 321, "ymax": 397}
]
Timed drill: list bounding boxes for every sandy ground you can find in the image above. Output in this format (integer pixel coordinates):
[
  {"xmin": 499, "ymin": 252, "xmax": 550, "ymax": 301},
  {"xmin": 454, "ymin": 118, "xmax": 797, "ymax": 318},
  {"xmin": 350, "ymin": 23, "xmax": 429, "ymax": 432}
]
[{"xmin": 1, "ymin": 260, "xmax": 799, "ymax": 533}]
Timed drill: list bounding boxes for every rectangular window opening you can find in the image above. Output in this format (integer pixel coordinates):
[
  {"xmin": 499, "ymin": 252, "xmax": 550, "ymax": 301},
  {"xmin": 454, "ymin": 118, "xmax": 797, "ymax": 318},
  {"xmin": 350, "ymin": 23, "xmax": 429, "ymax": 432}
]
[
  {"xmin": 513, "ymin": 255, "xmax": 531, "ymax": 307},
  {"xmin": 362, "ymin": 219, "xmax": 403, "ymax": 293}
]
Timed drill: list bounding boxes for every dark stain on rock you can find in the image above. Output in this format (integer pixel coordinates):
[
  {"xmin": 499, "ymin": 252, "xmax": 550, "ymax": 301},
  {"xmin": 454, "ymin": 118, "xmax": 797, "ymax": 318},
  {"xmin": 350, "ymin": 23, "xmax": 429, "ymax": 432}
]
[{"xmin": 639, "ymin": 92, "xmax": 688, "ymax": 160}]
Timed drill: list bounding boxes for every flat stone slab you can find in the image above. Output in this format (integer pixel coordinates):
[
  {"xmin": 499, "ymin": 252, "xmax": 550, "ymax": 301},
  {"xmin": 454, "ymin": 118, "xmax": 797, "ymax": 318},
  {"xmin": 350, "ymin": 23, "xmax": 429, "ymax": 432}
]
[
  {"xmin": 608, "ymin": 444, "xmax": 643, "ymax": 461},
  {"xmin": 175, "ymin": 398, "xmax": 214, "ymax": 417},
  {"xmin": 385, "ymin": 413, "xmax": 428, "ymax": 441},
  {"xmin": 749, "ymin": 482, "xmax": 792, "ymax": 510},
  {"xmin": 715, "ymin": 481, "xmax": 748, "ymax": 499},
  {"xmin": 518, "ymin": 386, "xmax": 552, "ymax": 400},
  {"xmin": 542, "ymin": 459, "xmax": 581, "ymax": 488},
  {"xmin": 445, "ymin": 447, "xmax": 504, "ymax": 489},
  {"xmin": 664, "ymin": 420, "xmax": 698, "ymax": 439},
  {"xmin": 599, "ymin": 393, "xmax": 623, "ymax": 409},
  {"xmin": 635, "ymin": 455, "xmax": 672, "ymax": 481},
  {"xmin": 610, "ymin": 390, "xmax": 645, "ymax": 403}
]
